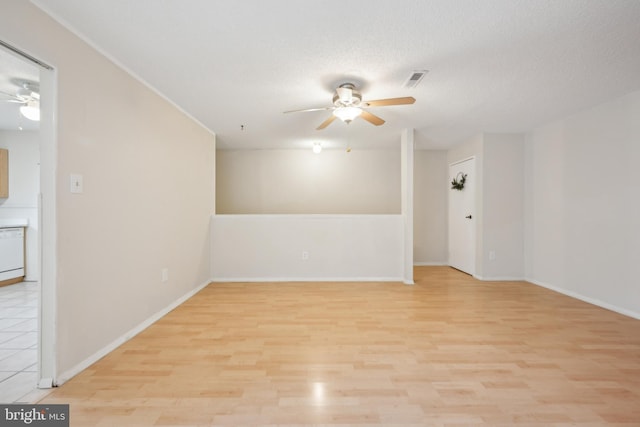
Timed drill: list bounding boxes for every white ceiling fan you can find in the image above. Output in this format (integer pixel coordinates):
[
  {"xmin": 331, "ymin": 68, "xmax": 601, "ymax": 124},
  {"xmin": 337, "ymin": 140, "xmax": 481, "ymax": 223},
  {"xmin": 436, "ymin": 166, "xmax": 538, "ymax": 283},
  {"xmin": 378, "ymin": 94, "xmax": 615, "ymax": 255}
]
[
  {"xmin": 284, "ymin": 82, "xmax": 415, "ymax": 130},
  {"xmin": 0, "ymin": 80, "xmax": 40, "ymax": 121}
]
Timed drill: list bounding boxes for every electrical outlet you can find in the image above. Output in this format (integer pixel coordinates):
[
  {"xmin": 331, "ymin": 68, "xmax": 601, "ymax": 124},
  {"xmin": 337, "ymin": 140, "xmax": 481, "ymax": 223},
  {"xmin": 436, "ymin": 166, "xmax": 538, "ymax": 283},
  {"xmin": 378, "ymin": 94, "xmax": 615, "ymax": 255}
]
[
  {"xmin": 302, "ymin": 251, "xmax": 309, "ymax": 260},
  {"xmin": 161, "ymin": 268, "xmax": 169, "ymax": 282},
  {"xmin": 489, "ymin": 250, "xmax": 496, "ymax": 261}
]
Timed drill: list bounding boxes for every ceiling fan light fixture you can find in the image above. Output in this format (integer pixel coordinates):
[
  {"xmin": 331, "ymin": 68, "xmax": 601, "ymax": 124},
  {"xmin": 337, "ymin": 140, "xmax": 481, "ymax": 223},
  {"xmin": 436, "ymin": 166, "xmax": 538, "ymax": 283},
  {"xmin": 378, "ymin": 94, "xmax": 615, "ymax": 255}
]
[
  {"xmin": 20, "ymin": 101, "xmax": 40, "ymax": 121},
  {"xmin": 312, "ymin": 142, "xmax": 322, "ymax": 154},
  {"xmin": 333, "ymin": 106, "xmax": 362, "ymax": 123}
]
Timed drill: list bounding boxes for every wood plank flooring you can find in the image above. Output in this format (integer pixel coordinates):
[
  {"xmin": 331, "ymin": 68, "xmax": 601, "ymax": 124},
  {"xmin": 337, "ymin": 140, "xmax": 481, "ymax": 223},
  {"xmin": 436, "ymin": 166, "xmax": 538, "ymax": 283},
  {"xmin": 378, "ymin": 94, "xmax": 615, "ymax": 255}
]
[{"xmin": 40, "ymin": 267, "xmax": 640, "ymax": 426}]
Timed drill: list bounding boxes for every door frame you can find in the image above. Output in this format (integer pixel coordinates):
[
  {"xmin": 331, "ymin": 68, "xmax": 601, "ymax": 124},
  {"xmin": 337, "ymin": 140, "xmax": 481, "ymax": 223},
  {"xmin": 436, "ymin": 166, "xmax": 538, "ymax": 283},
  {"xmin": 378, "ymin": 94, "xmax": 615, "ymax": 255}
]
[
  {"xmin": 38, "ymin": 61, "xmax": 57, "ymax": 387},
  {"xmin": 0, "ymin": 40, "xmax": 58, "ymax": 387}
]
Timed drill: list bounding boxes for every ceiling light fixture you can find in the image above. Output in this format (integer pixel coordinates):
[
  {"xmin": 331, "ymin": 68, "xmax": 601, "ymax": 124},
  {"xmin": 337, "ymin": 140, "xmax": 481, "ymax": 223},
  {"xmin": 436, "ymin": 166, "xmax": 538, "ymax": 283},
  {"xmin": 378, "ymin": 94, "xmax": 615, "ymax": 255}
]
[
  {"xmin": 312, "ymin": 142, "xmax": 322, "ymax": 154},
  {"xmin": 20, "ymin": 101, "xmax": 40, "ymax": 121},
  {"xmin": 332, "ymin": 106, "xmax": 362, "ymax": 123}
]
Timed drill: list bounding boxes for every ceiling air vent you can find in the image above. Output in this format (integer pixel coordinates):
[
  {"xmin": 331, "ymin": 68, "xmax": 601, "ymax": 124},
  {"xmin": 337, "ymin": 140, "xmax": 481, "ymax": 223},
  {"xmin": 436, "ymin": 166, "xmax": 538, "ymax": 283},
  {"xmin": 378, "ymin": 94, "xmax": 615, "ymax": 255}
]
[{"xmin": 403, "ymin": 70, "xmax": 428, "ymax": 88}]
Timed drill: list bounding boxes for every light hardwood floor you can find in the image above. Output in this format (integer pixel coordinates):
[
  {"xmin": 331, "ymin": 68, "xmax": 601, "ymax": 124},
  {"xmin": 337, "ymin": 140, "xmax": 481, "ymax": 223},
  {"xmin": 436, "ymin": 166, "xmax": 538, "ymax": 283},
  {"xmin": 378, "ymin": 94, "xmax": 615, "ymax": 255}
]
[{"xmin": 41, "ymin": 267, "xmax": 640, "ymax": 426}]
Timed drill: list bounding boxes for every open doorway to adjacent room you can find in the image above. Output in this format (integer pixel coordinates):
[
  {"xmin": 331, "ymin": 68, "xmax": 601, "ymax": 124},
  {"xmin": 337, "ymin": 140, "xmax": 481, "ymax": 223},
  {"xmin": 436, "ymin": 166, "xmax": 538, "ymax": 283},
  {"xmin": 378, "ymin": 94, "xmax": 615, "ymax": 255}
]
[{"xmin": 0, "ymin": 42, "xmax": 55, "ymax": 403}]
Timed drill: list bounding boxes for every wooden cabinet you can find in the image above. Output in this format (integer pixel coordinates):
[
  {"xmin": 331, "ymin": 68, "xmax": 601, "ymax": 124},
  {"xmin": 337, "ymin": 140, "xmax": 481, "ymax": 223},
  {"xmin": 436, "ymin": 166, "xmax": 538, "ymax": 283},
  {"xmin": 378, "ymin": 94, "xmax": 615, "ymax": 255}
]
[{"xmin": 0, "ymin": 148, "xmax": 8, "ymax": 198}]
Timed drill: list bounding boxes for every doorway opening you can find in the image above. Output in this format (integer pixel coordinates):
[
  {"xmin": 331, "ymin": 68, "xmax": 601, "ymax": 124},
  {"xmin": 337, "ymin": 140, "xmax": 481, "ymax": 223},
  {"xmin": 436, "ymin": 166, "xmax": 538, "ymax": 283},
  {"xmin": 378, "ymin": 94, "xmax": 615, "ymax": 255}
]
[{"xmin": 0, "ymin": 41, "xmax": 56, "ymax": 402}]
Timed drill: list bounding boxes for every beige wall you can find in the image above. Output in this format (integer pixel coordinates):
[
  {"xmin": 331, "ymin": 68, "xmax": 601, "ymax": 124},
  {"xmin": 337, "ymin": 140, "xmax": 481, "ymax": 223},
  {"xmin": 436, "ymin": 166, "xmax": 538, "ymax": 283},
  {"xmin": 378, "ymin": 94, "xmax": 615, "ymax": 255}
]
[
  {"xmin": 482, "ymin": 133, "xmax": 525, "ymax": 279},
  {"xmin": 413, "ymin": 150, "xmax": 448, "ymax": 264},
  {"xmin": 216, "ymin": 149, "xmax": 401, "ymax": 214},
  {"xmin": 1, "ymin": 1, "xmax": 216, "ymax": 379}
]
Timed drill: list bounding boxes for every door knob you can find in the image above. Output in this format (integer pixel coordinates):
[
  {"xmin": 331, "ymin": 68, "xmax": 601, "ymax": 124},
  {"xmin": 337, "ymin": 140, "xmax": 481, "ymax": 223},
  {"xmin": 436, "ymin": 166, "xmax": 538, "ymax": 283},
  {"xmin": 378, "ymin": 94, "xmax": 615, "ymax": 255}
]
[{"xmin": 465, "ymin": 215, "xmax": 472, "ymax": 219}]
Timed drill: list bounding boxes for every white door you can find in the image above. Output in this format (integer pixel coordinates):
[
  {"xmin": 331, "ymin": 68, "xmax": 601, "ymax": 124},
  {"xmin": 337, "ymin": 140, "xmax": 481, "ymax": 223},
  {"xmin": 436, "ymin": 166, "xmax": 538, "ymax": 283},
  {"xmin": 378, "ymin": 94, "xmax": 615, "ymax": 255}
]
[{"xmin": 448, "ymin": 158, "xmax": 475, "ymax": 275}]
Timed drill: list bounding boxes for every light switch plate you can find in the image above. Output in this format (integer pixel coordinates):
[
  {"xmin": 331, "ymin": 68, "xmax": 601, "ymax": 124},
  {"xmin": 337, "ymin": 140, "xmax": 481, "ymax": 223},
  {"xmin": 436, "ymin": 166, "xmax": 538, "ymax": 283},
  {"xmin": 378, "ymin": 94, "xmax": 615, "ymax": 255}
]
[{"xmin": 70, "ymin": 174, "xmax": 83, "ymax": 194}]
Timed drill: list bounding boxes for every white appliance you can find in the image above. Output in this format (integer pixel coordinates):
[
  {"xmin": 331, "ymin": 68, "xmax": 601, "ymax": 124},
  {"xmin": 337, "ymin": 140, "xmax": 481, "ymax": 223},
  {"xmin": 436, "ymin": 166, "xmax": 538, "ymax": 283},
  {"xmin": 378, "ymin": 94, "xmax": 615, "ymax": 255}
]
[{"xmin": 0, "ymin": 227, "xmax": 25, "ymax": 281}]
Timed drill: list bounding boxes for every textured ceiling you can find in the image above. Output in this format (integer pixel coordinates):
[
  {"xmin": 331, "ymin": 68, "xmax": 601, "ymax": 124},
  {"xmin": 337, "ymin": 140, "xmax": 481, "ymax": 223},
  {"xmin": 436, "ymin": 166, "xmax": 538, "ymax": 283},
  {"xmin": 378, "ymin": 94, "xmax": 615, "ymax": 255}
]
[{"xmin": 29, "ymin": 0, "xmax": 640, "ymax": 150}]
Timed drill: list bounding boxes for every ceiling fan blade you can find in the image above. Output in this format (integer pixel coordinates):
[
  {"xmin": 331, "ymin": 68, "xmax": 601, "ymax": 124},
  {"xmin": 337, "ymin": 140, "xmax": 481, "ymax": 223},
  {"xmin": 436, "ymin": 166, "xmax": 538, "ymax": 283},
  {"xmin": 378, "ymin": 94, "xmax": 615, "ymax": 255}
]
[
  {"xmin": 363, "ymin": 97, "xmax": 415, "ymax": 107},
  {"xmin": 283, "ymin": 106, "xmax": 333, "ymax": 114},
  {"xmin": 360, "ymin": 110, "xmax": 385, "ymax": 126},
  {"xmin": 0, "ymin": 90, "xmax": 21, "ymax": 102},
  {"xmin": 316, "ymin": 115, "xmax": 337, "ymax": 130}
]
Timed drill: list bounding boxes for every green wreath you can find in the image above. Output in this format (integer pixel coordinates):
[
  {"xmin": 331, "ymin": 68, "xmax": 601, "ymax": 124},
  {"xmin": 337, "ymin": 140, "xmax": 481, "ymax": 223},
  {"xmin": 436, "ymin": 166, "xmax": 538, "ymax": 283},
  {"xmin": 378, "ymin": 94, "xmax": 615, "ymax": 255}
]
[{"xmin": 451, "ymin": 172, "xmax": 467, "ymax": 190}]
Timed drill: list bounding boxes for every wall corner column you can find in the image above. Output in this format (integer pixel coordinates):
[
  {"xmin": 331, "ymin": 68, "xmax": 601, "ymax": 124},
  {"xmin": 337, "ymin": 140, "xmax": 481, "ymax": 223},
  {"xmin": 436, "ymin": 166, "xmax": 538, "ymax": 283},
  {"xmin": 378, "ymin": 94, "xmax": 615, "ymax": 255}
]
[{"xmin": 401, "ymin": 129, "xmax": 414, "ymax": 285}]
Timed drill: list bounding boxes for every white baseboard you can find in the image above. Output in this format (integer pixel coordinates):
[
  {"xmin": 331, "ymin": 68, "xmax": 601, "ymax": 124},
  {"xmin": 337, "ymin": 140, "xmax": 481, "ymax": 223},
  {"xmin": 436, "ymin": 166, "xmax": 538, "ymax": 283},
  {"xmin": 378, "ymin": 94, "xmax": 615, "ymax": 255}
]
[
  {"xmin": 413, "ymin": 262, "xmax": 448, "ymax": 266},
  {"xmin": 526, "ymin": 277, "xmax": 640, "ymax": 320},
  {"xmin": 211, "ymin": 276, "xmax": 404, "ymax": 283},
  {"xmin": 474, "ymin": 275, "xmax": 526, "ymax": 281},
  {"xmin": 37, "ymin": 378, "xmax": 53, "ymax": 389},
  {"xmin": 56, "ymin": 278, "xmax": 212, "ymax": 386}
]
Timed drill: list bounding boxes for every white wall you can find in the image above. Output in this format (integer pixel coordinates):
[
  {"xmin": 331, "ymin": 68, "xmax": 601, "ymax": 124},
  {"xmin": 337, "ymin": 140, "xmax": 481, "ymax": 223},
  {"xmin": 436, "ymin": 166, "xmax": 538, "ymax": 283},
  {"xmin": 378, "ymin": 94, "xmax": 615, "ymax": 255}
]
[
  {"xmin": 525, "ymin": 90, "xmax": 640, "ymax": 318},
  {"xmin": 0, "ymin": 130, "xmax": 39, "ymax": 280},
  {"xmin": 1, "ymin": 2, "xmax": 216, "ymax": 380},
  {"xmin": 216, "ymin": 148, "xmax": 400, "ymax": 214},
  {"xmin": 413, "ymin": 150, "xmax": 448, "ymax": 264},
  {"xmin": 211, "ymin": 214, "xmax": 404, "ymax": 281}
]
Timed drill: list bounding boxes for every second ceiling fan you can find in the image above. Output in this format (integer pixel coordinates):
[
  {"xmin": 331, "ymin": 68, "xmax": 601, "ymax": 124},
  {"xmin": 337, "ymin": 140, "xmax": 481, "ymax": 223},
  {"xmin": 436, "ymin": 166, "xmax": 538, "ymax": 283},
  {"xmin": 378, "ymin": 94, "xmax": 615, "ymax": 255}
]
[
  {"xmin": 284, "ymin": 82, "xmax": 415, "ymax": 130},
  {"xmin": 0, "ymin": 81, "xmax": 41, "ymax": 121}
]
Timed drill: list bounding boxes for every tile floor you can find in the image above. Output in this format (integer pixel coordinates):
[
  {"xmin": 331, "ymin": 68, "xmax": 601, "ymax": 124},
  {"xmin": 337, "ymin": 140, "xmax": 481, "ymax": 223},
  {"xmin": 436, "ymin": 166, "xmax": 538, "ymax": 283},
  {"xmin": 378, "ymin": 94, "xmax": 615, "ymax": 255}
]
[{"xmin": 0, "ymin": 280, "xmax": 39, "ymax": 403}]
